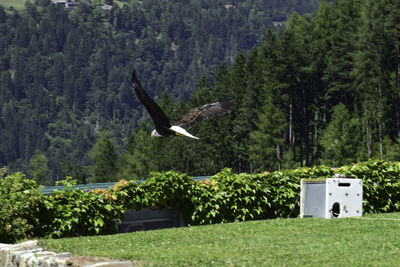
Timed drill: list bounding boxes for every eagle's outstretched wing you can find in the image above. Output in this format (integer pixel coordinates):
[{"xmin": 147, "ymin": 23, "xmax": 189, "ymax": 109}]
[
  {"xmin": 173, "ymin": 101, "xmax": 234, "ymax": 130},
  {"xmin": 131, "ymin": 71, "xmax": 171, "ymax": 131}
]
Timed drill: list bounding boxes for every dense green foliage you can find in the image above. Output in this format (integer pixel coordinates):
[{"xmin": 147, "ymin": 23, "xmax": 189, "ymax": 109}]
[
  {"xmin": 1, "ymin": 0, "xmax": 400, "ymax": 185},
  {"xmin": 340, "ymin": 160, "xmax": 400, "ymax": 213},
  {"xmin": 122, "ymin": 0, "xmax": 400, "ymax": 178},
  {"xmin": 0, "ymin": 171, "xmax": 47, "ymax": 243},
  {"xmin": 43, "ymin": 177, "xmax": 125, "ymax": 238},
  {"xmin": 0, "ymin": 172, "xmax": 124, "ymax": 242},
  {"xmin": 0, "ymin": 169, "xmax": 199, "ymax": 242},
  {"xmin": 0, "ymin": 0, "xmax": 320, "ymax": 183},
  {"xmin": 2, "ymin": 159, "xmax": 400, "ymax": 243}
]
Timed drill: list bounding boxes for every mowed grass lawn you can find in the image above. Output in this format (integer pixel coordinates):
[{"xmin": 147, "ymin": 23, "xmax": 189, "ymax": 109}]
[{"xmin": 40, "ymin": 213, "xmax": 400, "ymax": 266}]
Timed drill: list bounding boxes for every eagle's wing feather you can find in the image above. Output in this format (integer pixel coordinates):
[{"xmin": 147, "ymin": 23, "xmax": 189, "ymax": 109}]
[
  {"xmin": 131, "ymin": 71, "xmax": 171, "ymax": 130},
  {"xmin": 173, "ymin": 101, "xmax": 234, "ymax": 130}
]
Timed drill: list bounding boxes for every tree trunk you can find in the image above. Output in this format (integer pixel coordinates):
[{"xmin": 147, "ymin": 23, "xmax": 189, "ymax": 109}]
[
  {"xmin": 289, "ymin": 96, "xmax": 294, "ymax": 146},
  {"xmin": 365, "ymin": 106, "xmax": 372, "ymax": 157},
  {"xmin": 396, "ymin": 44, "xmax": 400, "ymax": 135}
]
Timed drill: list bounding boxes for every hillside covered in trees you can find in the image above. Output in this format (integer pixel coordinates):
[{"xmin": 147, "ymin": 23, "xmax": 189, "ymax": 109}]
[
  {"xmin": 0, "ymin": 0, "xmax": 322, "ymax": 184},
  {"xmin": 1, "ymin": 0, "xmax": 399, "ymax": 185}
]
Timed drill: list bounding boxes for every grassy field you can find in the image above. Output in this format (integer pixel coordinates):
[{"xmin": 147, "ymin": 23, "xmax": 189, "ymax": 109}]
[{"xmin": 40, "ymin": 213, "xmax": 400, "ymax": 266}]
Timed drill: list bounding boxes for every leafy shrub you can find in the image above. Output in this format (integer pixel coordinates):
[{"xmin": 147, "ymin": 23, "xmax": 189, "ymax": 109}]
[
  {"xmin": 264, "ymin": 165, "xmax": 334, "ymax": 218},
  {"xmin": 115, "ymin": 171, "xmax": 201, "ymax": 223},
  {"xmin": 103, "ymin": 172, "xmax": 202, "ymax": 225},
  {"xmin": 108, "ymin": 179, "xmax": 147, "ymax": 210},
  {"xmin": 0, "ymin": 172, "xmax": 46, "ymax": 243},
  {"xmin": 189, "ymin": 166, "xmax": 337, "ymax": 225},
  {"xmin": 106, "ymin": 161, "xmax": 400, "ymax": 226},
  {"xmin": 2, "ymin": 159, "xmax": 400, "ymax": 242},
  {"xmin": 43, "ymin": 177, "xmax": 125, "ymax": 238},
  {"xmin": 190, "ymin": 169, "xmax": 270, "ymax": 224},
  {"xmin": 337, "ymin": 160, "xmax": 400, "ymax": 213}
]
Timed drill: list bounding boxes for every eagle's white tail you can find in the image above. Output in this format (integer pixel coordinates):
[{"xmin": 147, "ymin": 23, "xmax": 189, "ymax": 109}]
[{"xmin": 170, "ymin": 126, "xmax": 199, "ymax": 139}]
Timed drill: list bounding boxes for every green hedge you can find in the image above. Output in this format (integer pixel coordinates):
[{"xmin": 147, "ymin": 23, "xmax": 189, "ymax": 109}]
[
  {"xmin": 0, "ymin": 172, "xmax": 46, "ymax": 243},
  {"xmin": 1, "ymin": 160, "xmax": 400, "ymax": 243},
  {"xmin": 110, "ymin": 160, "xmax": 400, "ymax": 224},
  {"xmin": 0, "ymin": 175, "xmax": 125, "ymax": 242},
  {"xmin": 42, "ymin": 177, "xmax": 125, "ymax": 238},
  {"xmin": 339, "ymin": 160, "xmax": 400, "ymax": 213}
]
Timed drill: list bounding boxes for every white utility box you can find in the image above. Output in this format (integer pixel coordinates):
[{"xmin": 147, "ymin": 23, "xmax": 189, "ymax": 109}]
[{"xmin": 300, "ymin": 177, "xmax": 363, "ymax": 219}]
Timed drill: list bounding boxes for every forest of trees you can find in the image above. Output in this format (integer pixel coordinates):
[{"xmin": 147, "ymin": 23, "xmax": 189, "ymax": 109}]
[{"xmin": 1, "ymin": 0, "xmax": 399, "ymax": 185}]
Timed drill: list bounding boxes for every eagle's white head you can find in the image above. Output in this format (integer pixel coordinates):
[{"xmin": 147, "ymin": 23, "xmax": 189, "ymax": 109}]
[{"xmin": 151, "ymin": 129, "xmax": 163, "ymax": 137}]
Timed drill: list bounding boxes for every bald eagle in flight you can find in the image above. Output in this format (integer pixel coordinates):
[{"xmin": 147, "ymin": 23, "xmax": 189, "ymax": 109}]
[{"xmin": 131, "ymin": 70, "xmax": 234, "ymax": 139}]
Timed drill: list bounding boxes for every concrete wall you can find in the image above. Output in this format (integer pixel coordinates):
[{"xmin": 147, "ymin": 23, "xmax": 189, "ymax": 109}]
[{"xmin": 117, "ymin": 208, "xmax": 184, "ymax": 233}]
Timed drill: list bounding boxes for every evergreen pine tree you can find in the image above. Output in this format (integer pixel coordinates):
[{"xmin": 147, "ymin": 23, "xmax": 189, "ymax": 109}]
[
  {"xmin": 88, "ymin": 132, "xmax": 118, "ymax": 182},
  {"xmin": 320, "ymin": 103, "xmax": 361, "ymax": 166},
  {"xmin": 28, "ymin": 151, "xmax": 52, "ymax": 185}
]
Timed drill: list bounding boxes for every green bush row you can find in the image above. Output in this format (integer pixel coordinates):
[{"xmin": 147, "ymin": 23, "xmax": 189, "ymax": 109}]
[
  {"xmin": 0, "ymin": 172, "xmax": 45, "ymax": 243},
  {"xmin": 0, "ymin": 175, "xmax": 125, "ymax": 243},
  {"xmin": 1, "ymin": 160, "xmax": 400, "ymax": 243}
]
